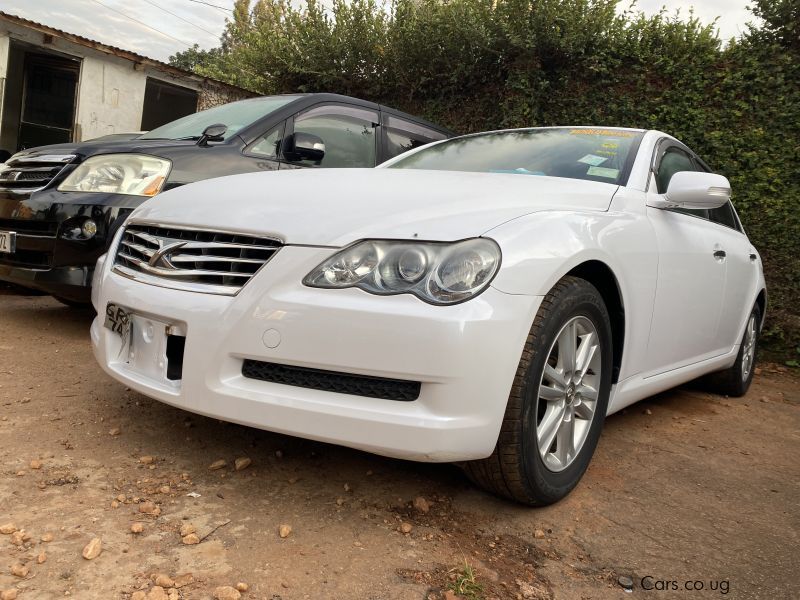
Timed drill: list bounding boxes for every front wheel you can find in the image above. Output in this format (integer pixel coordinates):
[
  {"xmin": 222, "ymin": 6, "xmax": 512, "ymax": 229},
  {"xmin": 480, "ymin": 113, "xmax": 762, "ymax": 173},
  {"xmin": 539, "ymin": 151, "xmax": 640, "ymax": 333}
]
[{"xmin": 463, "ymin": 276, "xmax": 613, "ymax": 505}]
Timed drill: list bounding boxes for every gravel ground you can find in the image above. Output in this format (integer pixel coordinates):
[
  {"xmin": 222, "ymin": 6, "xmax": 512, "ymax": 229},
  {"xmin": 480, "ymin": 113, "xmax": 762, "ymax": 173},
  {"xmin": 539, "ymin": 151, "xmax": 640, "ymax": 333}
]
[{"xmin": 0, "ymin": 289, "xmax": 797, "ymax": 600}]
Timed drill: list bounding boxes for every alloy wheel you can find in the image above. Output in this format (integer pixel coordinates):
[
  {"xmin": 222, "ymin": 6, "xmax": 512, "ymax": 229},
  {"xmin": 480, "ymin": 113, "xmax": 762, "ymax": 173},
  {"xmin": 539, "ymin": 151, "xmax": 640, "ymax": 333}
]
[{"xmin": 536, "ymin": 316, "xmax": 602, "ymax": 472}]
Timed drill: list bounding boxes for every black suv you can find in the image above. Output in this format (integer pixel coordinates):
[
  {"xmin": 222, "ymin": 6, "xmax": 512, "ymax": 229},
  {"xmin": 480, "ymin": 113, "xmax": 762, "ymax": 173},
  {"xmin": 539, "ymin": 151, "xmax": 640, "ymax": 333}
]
[{"xmin": 0, "ymin": 93, "xmax": 452, "ymax": 304}]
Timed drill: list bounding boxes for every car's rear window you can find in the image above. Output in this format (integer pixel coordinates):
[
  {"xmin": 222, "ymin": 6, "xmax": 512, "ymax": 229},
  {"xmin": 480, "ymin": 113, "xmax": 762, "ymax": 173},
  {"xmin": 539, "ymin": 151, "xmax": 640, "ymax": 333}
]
[
  {"xmin": 140, "ymin": 96, "xmax": 300, "ymax": 141},
  {"xmin": 387, "ymin": 128, "xmax": 644, "ymax": 185}
]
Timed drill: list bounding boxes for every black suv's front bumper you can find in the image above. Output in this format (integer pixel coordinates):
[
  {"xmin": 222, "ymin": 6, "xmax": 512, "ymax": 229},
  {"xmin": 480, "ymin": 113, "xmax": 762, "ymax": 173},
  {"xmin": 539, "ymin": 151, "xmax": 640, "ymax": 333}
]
[{"xmin": 0, "ymin": 189, "xmax": 145, "ymax": 302}]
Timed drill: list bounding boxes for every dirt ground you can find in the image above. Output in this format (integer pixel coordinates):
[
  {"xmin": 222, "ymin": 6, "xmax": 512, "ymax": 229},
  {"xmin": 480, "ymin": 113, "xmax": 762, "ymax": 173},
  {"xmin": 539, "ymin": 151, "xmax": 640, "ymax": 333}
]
[{"xmin": 0, "ymin": 289, "xmax": 797, "ymax": 600}]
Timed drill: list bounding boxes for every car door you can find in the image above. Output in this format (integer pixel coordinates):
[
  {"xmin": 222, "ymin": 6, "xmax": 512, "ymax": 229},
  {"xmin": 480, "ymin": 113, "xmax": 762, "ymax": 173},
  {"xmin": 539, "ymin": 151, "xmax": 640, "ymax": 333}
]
[
  {"xmin": 241, "ymin": 119, "xmax": 286, "ymax": 172},
  {"xmin": 644, "ymin": 143, "xmax": 727, "ymax": 373},
  {"xmin": 280, "ymin": 103, "xmax": 380, "ymax": 169},
  {"xmin": 707, "ymin": 200, "xmax": 758, "ymax": 352},
  {"xmin": 380, "ymin": 115, "xmax": 448, "ymax": 162}
]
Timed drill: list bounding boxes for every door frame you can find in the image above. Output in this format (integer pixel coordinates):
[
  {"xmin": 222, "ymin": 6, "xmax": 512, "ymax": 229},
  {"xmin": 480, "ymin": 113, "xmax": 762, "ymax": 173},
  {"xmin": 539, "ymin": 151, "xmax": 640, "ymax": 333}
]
[{"xmin": 18, "ymin": 51, "xmax": 81, "ymax": 148}]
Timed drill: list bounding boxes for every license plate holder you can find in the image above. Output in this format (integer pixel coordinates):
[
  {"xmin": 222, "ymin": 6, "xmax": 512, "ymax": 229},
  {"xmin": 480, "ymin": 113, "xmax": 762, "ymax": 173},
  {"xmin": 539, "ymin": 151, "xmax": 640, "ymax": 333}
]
[
  {"xmin": 104, "ymin": 303, "xmax": 184, "ymax": 384},
  {"xmin": 0, "ymin": 231, "xmax": 16, "ymax": 254}
]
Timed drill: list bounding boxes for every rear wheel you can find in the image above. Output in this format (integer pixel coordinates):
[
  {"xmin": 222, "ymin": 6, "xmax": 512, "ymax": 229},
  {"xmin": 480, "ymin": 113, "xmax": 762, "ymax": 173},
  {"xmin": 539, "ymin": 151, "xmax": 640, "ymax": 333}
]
[
  {"xmin": 702, "ymin": 304, "xmax": 761, "ymax": 397},
  {"xmin": 463, "ymin": 276, "xmax": 613, "ymax": 505}
]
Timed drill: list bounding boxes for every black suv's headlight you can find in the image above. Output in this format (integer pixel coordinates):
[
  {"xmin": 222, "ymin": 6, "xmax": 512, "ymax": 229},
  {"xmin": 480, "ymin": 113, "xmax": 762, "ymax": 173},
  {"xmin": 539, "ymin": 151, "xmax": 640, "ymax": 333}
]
[{"xmin": 58, "ymin": 154, "xmax": 170, "ymax": 196}]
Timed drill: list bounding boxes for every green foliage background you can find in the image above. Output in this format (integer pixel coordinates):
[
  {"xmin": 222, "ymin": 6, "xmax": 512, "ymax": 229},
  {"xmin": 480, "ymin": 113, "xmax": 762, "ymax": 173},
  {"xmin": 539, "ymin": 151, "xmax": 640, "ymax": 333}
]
[{"xmin": 172, "ymin": 0, "xmax": 800, "ymax": 359}]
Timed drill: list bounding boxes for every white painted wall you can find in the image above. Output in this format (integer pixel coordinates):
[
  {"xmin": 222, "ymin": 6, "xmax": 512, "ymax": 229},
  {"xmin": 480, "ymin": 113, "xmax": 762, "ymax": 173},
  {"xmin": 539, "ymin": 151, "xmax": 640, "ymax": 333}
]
[
  {"xmin": 0, "ymin": 19, "xmax": 213, "ymax": 149},
  {"xmin": 75, "ymin": 54, "xmax": 147, "ymax": 140},
  {"xmin": 0, "ymin": 34, "xmax": 9, "ymax": 79}
]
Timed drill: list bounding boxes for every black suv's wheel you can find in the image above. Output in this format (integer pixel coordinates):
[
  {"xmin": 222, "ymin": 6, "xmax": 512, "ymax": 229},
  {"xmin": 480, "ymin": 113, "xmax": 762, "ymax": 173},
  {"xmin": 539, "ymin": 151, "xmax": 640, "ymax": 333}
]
[
  {"xmin": 463, "ymin": 276, "xmax": 613, "ymax": 505},
  {"xmin": 702, "ymin": 304, "xmax": 761, "ymax": 397}
]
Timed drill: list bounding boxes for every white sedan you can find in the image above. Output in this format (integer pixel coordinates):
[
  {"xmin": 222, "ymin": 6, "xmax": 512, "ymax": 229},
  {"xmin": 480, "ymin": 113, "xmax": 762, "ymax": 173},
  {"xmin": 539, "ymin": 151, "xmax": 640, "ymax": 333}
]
[{"xmin": 90, "ymin": 127, "xmax": 766, "ymax": 505}]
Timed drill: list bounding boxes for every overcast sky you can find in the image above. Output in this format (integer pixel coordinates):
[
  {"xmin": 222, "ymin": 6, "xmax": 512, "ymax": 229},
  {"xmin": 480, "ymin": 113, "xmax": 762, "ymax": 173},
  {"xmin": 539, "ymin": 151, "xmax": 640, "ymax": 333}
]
[{"xmin": 3, "ymin": 0, "xmax": 758, "ymax": 63}]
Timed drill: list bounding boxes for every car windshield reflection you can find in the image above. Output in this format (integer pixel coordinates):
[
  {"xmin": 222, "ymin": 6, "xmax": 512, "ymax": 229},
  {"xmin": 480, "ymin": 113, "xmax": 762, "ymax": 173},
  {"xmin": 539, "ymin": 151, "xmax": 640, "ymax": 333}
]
[{"xmin": 389, "ymin": 128, "xmax": 645, "ymax": 185}]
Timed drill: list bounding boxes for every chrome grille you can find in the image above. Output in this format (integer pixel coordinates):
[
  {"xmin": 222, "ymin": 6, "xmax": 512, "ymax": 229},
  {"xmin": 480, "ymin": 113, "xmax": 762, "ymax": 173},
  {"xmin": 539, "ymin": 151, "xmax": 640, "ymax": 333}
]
[
  {"xmin": 113, "ymin": 224, "xmax": 282, "ymax": 295},
  {"xmin": 0, "ymin": 154, "xmax": 75, "ymax": 192}
]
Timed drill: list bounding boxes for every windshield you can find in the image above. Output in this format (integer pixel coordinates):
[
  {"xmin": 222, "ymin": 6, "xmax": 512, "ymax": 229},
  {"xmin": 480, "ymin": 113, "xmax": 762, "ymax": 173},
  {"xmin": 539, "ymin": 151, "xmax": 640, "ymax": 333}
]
[
  {"xmin": 388, "ymin": 128, "xmax": 644, "ymax": 185},
  {"xmin": 140, "ymin": 96, "xmax": 300, "ymax": 141}
]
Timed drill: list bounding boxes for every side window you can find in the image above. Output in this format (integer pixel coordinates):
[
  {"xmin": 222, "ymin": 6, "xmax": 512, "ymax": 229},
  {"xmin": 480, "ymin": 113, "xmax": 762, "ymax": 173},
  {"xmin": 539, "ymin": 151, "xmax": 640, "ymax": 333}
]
[
  {"xmin": 656, "ymin": 146, "xmax": 707, "ymax": 218},
  {"xmin": 708, "ymin": 201, "xmax": 739, "ymax": 230},
  {"xmin": 290, "ymin": 105, "xmax": 378, "ymax": 168},
  {"xmin": 248, "ymin": 124, "xmax": 284, "ymax": 158},
  {"xmin": 655, "ymin": 147, "xmax": 696, "ymax": 193},
  {"xmin": 383, "ymin": 116, "xmax": 446, "ymax": 161}
]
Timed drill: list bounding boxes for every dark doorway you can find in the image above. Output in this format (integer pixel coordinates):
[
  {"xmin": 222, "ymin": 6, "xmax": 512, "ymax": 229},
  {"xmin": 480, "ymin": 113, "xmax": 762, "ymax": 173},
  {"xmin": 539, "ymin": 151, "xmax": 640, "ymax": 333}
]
[
  {"xmin": 140, "ymin": 79, "xmax": 198, "ymax": 131},
  {"xmin": 18, "ymin": 53, "xmax": 80, "ymax": 149}
]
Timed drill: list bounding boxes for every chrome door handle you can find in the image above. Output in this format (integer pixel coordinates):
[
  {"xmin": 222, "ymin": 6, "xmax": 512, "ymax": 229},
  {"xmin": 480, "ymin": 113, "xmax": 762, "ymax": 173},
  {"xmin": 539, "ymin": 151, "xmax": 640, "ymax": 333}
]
[{"xmin": 713, "ymin": 250, "xmax": 727, "ymax": 259}]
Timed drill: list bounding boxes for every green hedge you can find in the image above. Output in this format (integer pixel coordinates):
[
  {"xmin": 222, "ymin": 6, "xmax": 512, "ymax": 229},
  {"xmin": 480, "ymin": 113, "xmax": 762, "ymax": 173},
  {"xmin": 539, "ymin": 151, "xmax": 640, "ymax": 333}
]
[{"xmin": 173, "ymin": 0, "xmax": 800, "ymax": 360}]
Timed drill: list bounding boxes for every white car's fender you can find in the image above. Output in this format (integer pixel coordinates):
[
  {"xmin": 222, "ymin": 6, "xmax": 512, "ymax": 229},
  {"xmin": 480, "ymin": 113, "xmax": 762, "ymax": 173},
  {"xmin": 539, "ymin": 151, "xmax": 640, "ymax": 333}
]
[{"xmin": 484, "ymin": 202, "xmax": 659, "ymax": 384}]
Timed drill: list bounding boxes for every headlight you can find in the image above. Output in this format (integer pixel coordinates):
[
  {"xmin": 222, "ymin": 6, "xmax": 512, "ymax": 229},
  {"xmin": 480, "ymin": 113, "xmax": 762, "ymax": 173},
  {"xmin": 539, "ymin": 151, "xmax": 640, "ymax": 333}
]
[
  {"xmin": 58, "ymin": 154, "xmax": 170, "ymax": 196},
  {"xmin": 303, "ymin": 238, "xmax": 501, "ymax": 305}
]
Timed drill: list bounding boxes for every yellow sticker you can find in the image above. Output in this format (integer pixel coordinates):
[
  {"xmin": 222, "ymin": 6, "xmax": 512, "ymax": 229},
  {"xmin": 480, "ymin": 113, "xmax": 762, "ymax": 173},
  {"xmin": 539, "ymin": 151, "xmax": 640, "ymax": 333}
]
[{"xmin": 570, "ymin": 129, "xmax": 635, "ymax": 138}]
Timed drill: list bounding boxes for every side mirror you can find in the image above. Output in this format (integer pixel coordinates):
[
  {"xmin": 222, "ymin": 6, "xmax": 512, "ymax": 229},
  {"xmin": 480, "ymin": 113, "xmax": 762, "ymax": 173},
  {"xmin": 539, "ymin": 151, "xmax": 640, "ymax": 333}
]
[
  {"xmin": 197, "ymin": 123, "xmax": 227, "ymax": 147},
  {"xmin": 285, "ymin": 132, "xmax": 325, "ymax": 164},
  {"xmin": 653, "ymin": 171, "xmax": 731, "ymax": 209}
]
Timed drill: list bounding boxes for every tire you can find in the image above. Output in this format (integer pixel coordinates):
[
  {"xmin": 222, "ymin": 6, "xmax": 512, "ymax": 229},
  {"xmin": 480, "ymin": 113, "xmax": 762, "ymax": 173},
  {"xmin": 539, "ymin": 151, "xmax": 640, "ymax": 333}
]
[
  {"xmin": 463, "ymin": 275, "xmax": 613, "ymax": 505},
  {"xmin": 702, "ymin": 304, "xmax": 761, "ymax": 397}
]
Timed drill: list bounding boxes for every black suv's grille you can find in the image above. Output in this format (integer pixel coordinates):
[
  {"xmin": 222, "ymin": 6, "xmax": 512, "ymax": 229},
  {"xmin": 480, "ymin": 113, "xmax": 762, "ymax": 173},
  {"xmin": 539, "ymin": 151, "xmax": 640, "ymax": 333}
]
[
  {"xmin": 242, "ymin": 360, "xmax": 421, "ymax": 401},
  {"xmin": 113, "ymin": 224, "xmax": 282, "ymax": 295},
  {"xmin": 0, "ymin": 154, "xmax": 75, "ymax": 192}
]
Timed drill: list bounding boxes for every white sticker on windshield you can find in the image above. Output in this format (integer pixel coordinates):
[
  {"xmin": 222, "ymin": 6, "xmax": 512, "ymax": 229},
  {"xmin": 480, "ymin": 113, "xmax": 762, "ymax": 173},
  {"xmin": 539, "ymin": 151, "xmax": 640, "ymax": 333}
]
[
  {"xmin": 587, "ymin": 166, "xmax": 620, "ymax": 179},
  {"xmin": 578, "ymin": 154, "xmax": 607, "ymax": 166}
]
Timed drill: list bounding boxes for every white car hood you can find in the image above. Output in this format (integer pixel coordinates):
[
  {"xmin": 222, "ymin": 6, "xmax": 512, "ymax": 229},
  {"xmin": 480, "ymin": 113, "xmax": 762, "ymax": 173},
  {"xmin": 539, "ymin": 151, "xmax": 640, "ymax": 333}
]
[{"xmin": 133, "ymin": 168, "xmax": 618, "ymax": 246}]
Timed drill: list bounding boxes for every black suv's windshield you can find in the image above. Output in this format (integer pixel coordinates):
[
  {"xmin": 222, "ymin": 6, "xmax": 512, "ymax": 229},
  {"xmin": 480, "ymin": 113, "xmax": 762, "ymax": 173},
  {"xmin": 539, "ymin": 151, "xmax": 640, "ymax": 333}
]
[
  {"xmin": 388, "ymin": 128, "xmax": 644, "ymax": 185},
  {"xmin": 140, "ymin": 96, "xmax": 300, "ymax": 141}
]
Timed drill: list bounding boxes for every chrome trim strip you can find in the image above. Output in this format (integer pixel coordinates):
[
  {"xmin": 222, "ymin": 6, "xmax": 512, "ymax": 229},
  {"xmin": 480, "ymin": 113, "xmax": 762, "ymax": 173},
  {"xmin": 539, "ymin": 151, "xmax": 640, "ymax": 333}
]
[
  {"xmin": 123, "ymin": 236, "xmax": 279, "ymax": 253},
  {"xmin": 10, "ymin": 154, "xmax": 76, "ymax": 164},
  {"xmin": 126, "ymin": 220, "xmax": 284, "ymax": 245},
  {"xmin": 168, "ymin": 254, "xmax": 267, "ymax": 264},
  {"xmin": 5, "ymin": 232, "xmax": 57, "ymax": 240},
  {"xmin": 118, "ymin": 252, "xmax": 254, "ymax": 278},
  {"xmin": 111, "ymin": 264, "xmax": 244, "ymax": 296},
  {"xmin": 0, "ymin": 186, "xmax": 49, "ymax": 194}
]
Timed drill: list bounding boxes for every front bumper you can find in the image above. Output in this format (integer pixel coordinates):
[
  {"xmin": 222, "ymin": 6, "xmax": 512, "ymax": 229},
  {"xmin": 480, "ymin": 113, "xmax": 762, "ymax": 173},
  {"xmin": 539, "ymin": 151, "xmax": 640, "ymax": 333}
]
[
  {"xmin": 91, "ymin": 245, "xmax": 542, "ymax": 462},
  {"xmin": 0, "ymin": 263, "xmax": 93, "ymax": 300},
  {"xmin": 0, "ymin": 189, "xmax": 144, "ymax": 300}
]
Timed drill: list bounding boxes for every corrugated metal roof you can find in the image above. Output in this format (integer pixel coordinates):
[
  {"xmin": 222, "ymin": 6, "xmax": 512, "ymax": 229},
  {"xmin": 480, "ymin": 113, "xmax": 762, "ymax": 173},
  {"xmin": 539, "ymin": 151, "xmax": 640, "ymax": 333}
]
[{"xmin": 0, "ymin": 10, "xmax": 254, "ymax": 95}]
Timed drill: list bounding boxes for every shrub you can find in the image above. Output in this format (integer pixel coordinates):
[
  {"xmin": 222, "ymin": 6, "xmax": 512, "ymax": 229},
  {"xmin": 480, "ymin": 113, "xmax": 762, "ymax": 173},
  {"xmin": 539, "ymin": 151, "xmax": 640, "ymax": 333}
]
[{"xmin": 172, "ymin": 0, "xmax": 800, "ymax": 359}]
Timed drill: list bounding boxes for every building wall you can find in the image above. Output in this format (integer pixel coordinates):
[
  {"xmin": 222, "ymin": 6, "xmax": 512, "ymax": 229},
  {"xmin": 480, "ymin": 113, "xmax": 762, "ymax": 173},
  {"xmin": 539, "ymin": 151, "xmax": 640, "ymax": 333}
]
[
  {"xmin": 0, "ymin": 19, "xmax": 251, "ymax": 152},
  {"xmin": 74, "ymin": 54, "xmax": 148, "ymax": 140},
  {"xmin": 198, "ymin": 80, "xmax": 252, "ymax": 112},
  {"xmin": 0, "ymin": 37, "xmax": 24, "ymax": 153}
]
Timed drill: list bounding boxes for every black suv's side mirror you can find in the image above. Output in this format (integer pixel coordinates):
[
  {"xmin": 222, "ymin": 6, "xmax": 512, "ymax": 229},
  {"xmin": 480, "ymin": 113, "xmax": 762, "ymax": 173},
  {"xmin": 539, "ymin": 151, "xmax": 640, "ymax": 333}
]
[
  {"xmin": 285, "ymin": 132, "xmax": 325, "ymax": 164},
  {"xmin": 197, "ymin": 123, "xmax": 227, "ymax": 147}
]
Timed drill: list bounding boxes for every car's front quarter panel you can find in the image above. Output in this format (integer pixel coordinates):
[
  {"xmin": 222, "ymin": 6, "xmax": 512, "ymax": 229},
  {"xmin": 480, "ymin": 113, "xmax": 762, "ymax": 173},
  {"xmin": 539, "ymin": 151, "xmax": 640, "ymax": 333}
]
[
  {"xmin": 91, "ymin": 241, "xmax": 542, "ymax": 462},
  {"xmin": 485, "ymin": 196, "xmax": 659, "ymax": 383}
]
